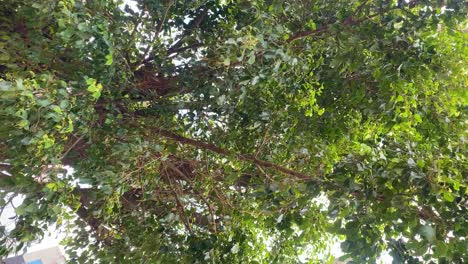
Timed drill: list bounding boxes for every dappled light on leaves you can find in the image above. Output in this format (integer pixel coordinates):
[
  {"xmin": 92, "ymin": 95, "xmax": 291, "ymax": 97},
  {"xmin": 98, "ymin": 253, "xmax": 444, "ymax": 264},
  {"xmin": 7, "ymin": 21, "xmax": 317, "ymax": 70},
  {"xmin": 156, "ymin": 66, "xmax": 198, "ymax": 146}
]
[{"xmin": 0, "ymin": 0, "xmax": 467, "ymax": 263}]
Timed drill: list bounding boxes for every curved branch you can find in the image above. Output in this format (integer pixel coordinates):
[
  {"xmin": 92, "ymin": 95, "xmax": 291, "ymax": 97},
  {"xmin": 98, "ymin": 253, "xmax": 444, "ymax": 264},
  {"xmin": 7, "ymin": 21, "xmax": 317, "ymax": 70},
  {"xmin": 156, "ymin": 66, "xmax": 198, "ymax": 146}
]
[
  {"xmin": 167, "ymin": 8, "xmax": 208, "ymax": 54},
  {"xmin": 153, "ymin": 128, "xmax": 319, "ymax": 181},
  {"xmin": 288, "ymin": 0, "xmax": 411, "ymax": 43}
]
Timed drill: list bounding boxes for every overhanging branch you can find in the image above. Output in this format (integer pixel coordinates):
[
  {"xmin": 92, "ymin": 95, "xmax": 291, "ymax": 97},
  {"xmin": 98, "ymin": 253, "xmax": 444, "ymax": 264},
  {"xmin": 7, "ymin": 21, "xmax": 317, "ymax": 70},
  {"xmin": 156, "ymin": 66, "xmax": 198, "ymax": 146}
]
[
  {"xmin": 167, "ymin": 8, "xmax": 208, "ymax": 54},
  {"xmin": 287, "ymin": 0, "xmax": 418, "ymax": 43},
  {"xmin": 153, "ymin": 128, "xmax": 319, "ymax": 181}
]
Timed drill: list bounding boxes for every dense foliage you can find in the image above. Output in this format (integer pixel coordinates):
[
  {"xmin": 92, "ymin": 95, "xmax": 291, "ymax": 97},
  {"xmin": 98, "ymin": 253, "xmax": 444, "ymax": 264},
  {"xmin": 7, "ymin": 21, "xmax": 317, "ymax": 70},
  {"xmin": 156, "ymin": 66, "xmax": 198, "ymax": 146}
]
[{"xmin": 1, "ymin": 0, "xmax": 467, "ymax": 263}]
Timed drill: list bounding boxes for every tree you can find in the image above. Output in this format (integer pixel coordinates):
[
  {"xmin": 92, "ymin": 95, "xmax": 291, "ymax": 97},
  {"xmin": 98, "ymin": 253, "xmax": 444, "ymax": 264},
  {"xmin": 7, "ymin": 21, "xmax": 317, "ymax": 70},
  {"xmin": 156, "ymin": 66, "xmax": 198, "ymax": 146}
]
[{"xmin": 0, "ymin": 0, "xmax": 466, "ymax": 263}]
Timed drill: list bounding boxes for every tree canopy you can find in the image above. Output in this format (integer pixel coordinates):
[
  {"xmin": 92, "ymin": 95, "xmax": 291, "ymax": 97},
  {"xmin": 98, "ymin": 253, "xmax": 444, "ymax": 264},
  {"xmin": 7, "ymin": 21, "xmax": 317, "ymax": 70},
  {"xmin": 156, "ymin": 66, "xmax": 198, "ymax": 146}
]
[{"xmin": 0, "ymin": 0, "xmax": 467, "ymax": 263}]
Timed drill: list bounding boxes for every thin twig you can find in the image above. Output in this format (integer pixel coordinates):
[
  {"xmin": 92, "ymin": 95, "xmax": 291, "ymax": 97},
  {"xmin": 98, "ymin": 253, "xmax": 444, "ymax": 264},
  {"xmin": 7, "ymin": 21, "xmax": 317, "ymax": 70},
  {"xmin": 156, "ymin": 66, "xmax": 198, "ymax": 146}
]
[
  {"xmin": 165, "ymin": 170, "xmax": 194, "ymax": 234},
  {"xmin": 61, "ymin": 134, "xmax": 85, "ymax": 161},
  {"xmin": 166, "ymin": 161, "xmax": 218, "ymax": 232}
]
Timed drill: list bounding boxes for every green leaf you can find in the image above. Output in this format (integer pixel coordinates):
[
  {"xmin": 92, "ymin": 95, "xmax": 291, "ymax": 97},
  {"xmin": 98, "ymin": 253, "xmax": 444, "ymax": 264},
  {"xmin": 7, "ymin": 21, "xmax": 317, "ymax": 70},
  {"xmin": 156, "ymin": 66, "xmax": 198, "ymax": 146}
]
[
  {"xmin": 37, "ymin": 99, "xmax": 51, "ymax": 107},
  {"xmin": 17, "ymin": 119, "xmax": 29, "ymax": 129},
  {"xmin": 50, "ymin": 105, "xmax": 63, "ymax": 114},
  {"xmin": 60, "ymin": 99, "xmax": 70, "ymax": 109},
  {"xmin": 307, "ymin": 19, "xmax": 316, "ymax": 31},
  {"xmin": 420, "ymin": 225, "xmax": 436, "ymax": 242},
  {"xmin": 443, "ymin": 191, "xmax": 454, "ymax": 202},
  {"xmin": 247, "ymin": 51, "xmax": 255, "ymax": 64},
  {"xmin": 15, "ymin": 205, "xmax": 26, "ymax": 216},
  {"xmin": 105, "ymin": 53, "xmax": 113, "ymax": 65},
  {"xmin": 46, "ymin": 182, "xmax": 58, "ymax": 191},
  {"xmin": 41, "ymin": 134, "xmax": 55, "ymax": 149},
  {"xmin": 413, "ymin": 113, "xmax": 422, "ymax": 123},
  {"xmin": 86, "ymin": 78, "xmax": 103, "ymax": 99}
]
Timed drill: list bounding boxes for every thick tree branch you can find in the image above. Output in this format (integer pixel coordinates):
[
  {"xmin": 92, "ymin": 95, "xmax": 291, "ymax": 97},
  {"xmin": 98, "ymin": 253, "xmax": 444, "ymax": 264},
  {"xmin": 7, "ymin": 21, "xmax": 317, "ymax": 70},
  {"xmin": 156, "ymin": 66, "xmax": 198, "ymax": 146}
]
[
  {"xmin": 287, "ymin": 24, "xmax": 330, "ymax": 43},
  {"xmin": 287, "ymin": 0, "xmax": 415, "ymax": 43},
  {"xmin": 168, "ymin": 42, "xmax": 203, "ymax": 55},
  {"xmin": 167, "ymin": 8, "xmax": 208, "ymax": 54},
  {"xmin": 153, "ymin": 128, "xmax": 319, "ymax": 181}
]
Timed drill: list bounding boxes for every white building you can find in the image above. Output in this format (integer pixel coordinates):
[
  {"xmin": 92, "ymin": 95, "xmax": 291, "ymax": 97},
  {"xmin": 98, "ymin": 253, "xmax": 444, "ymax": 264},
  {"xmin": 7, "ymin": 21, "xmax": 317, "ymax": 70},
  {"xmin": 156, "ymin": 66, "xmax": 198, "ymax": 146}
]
[{"xmin": 2, "ymin": 247, "xmax": 65, "ymax": 264}]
